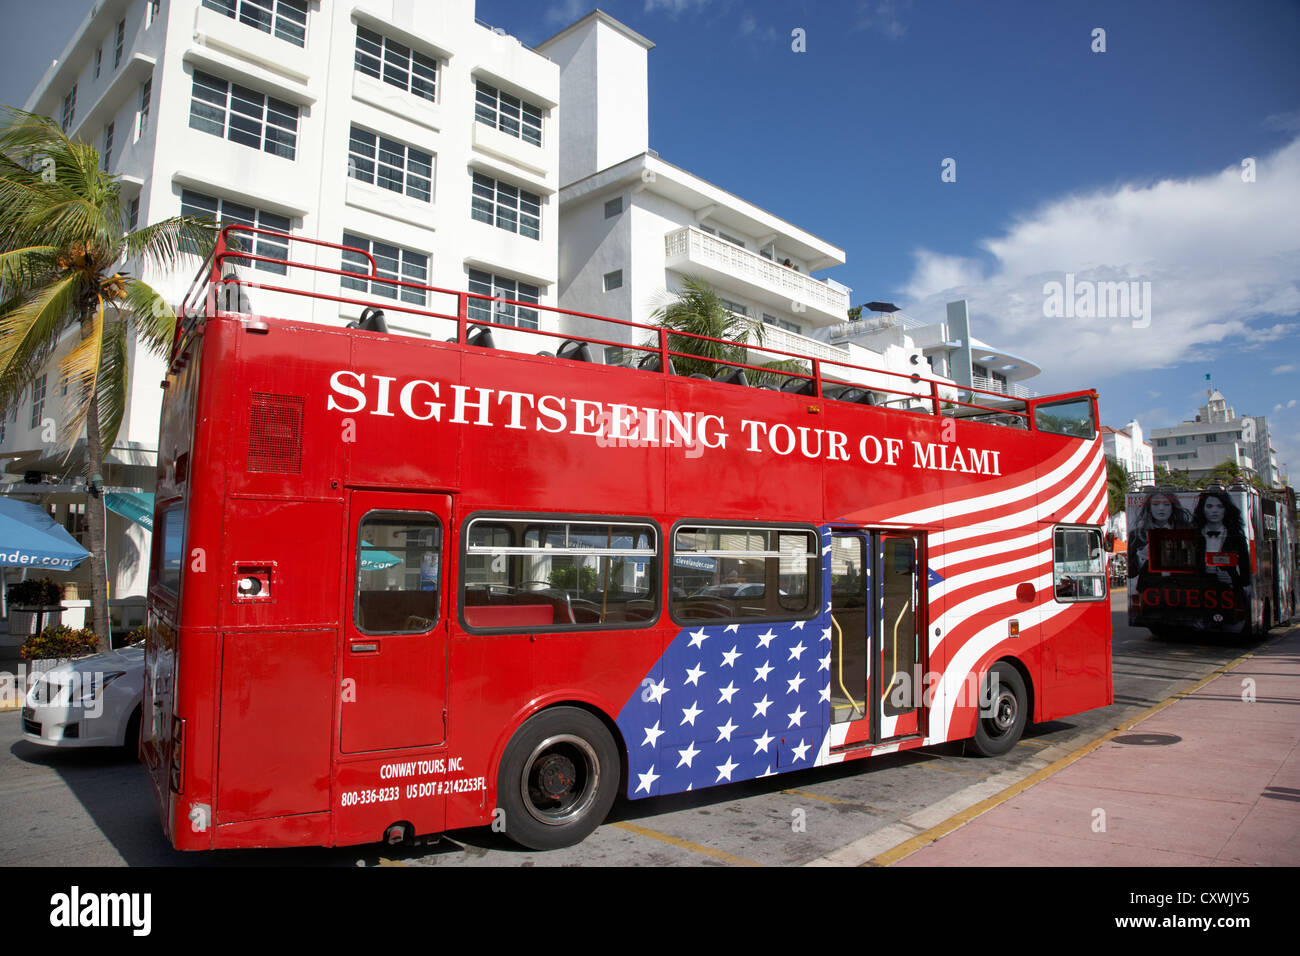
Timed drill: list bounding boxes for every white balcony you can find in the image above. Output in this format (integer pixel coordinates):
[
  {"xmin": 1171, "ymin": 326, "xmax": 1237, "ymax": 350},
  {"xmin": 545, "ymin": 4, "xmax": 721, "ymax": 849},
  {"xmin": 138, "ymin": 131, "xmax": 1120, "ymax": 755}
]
[
  {"xmin": 664, "ymin": 226, "xmax": 849, "ymax": 324},
  {"xmin": 972, "ymin": 374, "xmax": 1037, "ymax": 399}
]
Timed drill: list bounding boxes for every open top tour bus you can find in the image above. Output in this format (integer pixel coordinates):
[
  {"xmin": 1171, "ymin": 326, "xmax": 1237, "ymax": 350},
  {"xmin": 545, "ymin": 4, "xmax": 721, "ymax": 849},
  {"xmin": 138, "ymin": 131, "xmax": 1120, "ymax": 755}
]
[{"xmin": 140, "ymin": 227, "xmax": 1113, "ymax": 851}]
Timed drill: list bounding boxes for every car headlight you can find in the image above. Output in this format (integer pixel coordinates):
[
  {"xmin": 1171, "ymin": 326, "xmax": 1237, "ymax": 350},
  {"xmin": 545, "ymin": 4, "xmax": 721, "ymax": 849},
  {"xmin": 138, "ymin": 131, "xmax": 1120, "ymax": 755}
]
[{"xmin": 75, "ymin": 671, "xmax": 126, "ymax": 703}]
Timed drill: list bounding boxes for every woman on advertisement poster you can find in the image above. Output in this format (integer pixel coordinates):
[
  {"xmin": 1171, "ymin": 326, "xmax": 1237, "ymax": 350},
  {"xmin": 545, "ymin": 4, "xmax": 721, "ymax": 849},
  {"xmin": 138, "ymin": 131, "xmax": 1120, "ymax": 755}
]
[
  {"xmin": 1192, "ymin": 490, "xmax": 1251, "ymax": 620},
  {"xmin": 1128, "ymin": 489, "xmax": 1192, "ymax": 588}
]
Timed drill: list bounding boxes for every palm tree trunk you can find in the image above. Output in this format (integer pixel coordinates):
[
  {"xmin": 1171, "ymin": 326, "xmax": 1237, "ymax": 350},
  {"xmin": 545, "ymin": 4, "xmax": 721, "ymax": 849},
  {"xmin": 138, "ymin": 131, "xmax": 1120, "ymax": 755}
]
[{"xmin": 84, "ymin": 400, "xmax": 111, "ymax": 650}]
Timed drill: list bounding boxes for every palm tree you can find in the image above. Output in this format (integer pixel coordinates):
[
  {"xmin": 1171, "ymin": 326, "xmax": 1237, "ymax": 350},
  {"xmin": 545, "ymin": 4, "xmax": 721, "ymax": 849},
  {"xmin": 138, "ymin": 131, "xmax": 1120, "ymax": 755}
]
[
  {"xmin": 1106, "ymin": 459, "xmax": 1132, "ymax": 516},
  {"xmin": 0, "ymin": 108, "xmax": 215, "ymax": 647},
  {"xmin": 647, "ymin": 276, "xmax": 765, "ymax": 378}
]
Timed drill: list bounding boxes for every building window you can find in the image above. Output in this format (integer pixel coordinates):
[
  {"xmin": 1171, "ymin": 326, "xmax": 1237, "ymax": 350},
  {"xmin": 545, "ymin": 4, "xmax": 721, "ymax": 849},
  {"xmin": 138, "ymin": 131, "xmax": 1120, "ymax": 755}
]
[
  {"xmin": 467, "ymin": 270, "xmax": 539, "ymax": 330},
  {"xmin": 102, "ymin": 123, "xmax": 114, "ymax": 170},
  {"xmin": 61, "ymin": 86, "xmax": 76, "ymax": 132},
  {"xmin": 471, "ymin": 173, "xmax": 540, "ymax": 240},
  {"xmin": 94, "ymin": 47, "xmax": 102, "ymax": 80},
  {"xmin": 189, "ymin": 70, "xmax": 299, "ymax": 159},
  {"xmin": 30, "ymin": 375, "xmax": 46, "ymax": 430},
  {"xmin": 1205, "ymin": 433, "xmax": 1217, "ymax": 443},
  {"xmin": 719, "ymin": 297, "xmax": 748, "ymax": 316},
  {"xmin": 147, "ymin": 1, "xmax": 160, "ymax": 28},
  {"xmin": 202, "ymin": 0, "xmax": 307, "ymax": 47},
  {"xmin": 1175, "ymin": 436, "xmax": 1187, "ymax": 446},
  {"xmin": 347, "ymin": 126, "xmax": 433, "ymax": 202},
  {"xmin": 181, "ymin": 190, "xmax": 290, "ymax": 274},
  {"xmin": 128, "ymin": 198, "xmax": 140, "ymax": 231},
  {"xmin": 340, "ymin": 233, "xmax": 427, "ymax": 306},
  {"xmin": 718, "ymin": 231, "xmax": 745, "ymax": 248},
  {"xmin": 137, "ymin": 77, "xmax": 152, "ymax": 139},
  {"xmin": 778, "ymin": 319, "xmax": 802, "ymax": 335},
  {"xmin": 114, "ymin": 19, "xmax": 125, "ymax": 68},
  {"xmin": 603, "ymin": 270, "xmax": 623, "ymax": 292},
  {"xmin": 1156, "ymin": 438, "xmax": 1167, "ymax": 447},
  {"xmin": 354, "ymin": 26, "xmax": 437, "ymax": 101},
  {"xmin": 604, "ymin": 196, "xmax": 623, "ymax": 219},
  {"xmin": 474, "ymin": 80, "xmax": 542, "ymax": 146}
]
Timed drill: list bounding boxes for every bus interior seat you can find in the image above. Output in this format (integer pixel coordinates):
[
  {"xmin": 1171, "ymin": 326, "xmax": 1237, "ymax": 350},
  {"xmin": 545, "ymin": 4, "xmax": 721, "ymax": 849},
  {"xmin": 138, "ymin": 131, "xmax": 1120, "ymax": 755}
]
[
  {"xmin": 466, "ymin": 326, "xmax": 496, "ymax": 348},
  {"xmin": 637, "ymin": 353, "xmax": 676, "ymax": 375},
  {"xmin": 347, "ymin": 307, "xmax": 388, "ymax": 334},
  {"xmin": 836, "ymin": 387, "xmax": 877, "ymax": 406},
  {"xmin": 220, "ymin": 273, "xmax": 252, "ymax": 313},
  {"xmin": 689, "ymin": 373, "xmax": 712, "ymax": 380},
  {"xmin": 714, "ymin": 367, "xmax": 748, "ymax": 387},
  {"xmin": 781, "ymin": 377, "xmax": 816, "ymax": 395},
  {"xmin": 556, "ymin": 339, "xmax": 595, "ymax": 363}
]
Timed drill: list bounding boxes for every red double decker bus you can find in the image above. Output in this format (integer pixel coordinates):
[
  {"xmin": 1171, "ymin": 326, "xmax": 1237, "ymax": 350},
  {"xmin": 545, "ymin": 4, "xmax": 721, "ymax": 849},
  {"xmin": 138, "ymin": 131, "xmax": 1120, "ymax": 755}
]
[{"xmin": 140, "ymin": 227, "xmax": 1112, "ymax": 851}]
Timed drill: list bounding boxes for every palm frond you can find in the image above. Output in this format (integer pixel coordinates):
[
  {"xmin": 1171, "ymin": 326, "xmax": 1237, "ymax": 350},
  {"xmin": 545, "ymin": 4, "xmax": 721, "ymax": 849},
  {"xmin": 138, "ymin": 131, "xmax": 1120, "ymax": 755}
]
[
  {"xmin": 122, "ymin": 216, "xmax": 219, "ymax": 272},
  {"xmin": 0, "ymin": 272, "xmax": 82, "ymax": 408},
  {"xmin": 122, "ymin": 277, "xmax": 177, "ymax": 352},
  {"xmin": 0, "ymin": 245, "xmax": 58, "ymax": 290},
  {"xmin": 92, "ymin": 319, "xmax": 130, "ymax": 455},
  {"xmin": 54, "ymin": 296, "xmax": 106, "ymax": 451}
]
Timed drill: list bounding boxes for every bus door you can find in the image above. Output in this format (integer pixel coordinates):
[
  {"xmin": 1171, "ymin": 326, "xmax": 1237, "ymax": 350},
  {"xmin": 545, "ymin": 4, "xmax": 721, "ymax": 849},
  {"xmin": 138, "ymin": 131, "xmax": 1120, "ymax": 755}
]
[
  {"xmin": 878, "ymin": 532, "xmax": 925, "ymax": 740},
  {"xmin": 829, "ymin": 532, "xmax": 871, "ymax": 735},
  {"xmin": 341, "ymin": 490, "xmax": 450, "ymax": 753},
  {"xmin": 829, "ymin": 530, "xmax": 927, "ymax": 744}
]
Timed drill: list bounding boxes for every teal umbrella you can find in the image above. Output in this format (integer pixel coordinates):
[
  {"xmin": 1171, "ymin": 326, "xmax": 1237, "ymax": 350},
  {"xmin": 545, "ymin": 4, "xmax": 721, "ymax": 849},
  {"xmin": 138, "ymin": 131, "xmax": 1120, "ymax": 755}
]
[
  {"xmin": 0, "ymin": 498, "xmax": 90, "ymax": 570},
  {"xmin": 359, "ymin": 546, "xmax": 401, "ymax": 570}
]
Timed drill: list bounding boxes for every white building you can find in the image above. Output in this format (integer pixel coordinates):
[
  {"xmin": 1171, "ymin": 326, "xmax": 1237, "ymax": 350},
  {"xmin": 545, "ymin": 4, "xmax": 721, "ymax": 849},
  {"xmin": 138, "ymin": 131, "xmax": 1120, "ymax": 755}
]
[
  {"xmin": 1101, "ymin": 420, "xmax": 1155, "ymax": 485},
  {"xmin": 536, "ymin": 12, "xmax": 947, "ymax": 401},
  {"xmin": 1152, "ymin": 389, "xmax": 1281, "ymax": 486},
  {"xmin": 2, "ymin": 0, "xmax": 563, "ymax": 626}
]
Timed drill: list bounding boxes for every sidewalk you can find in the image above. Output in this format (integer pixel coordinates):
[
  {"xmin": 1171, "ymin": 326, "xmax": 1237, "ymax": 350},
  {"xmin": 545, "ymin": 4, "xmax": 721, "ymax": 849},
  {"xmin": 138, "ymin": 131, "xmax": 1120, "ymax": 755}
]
[{"xmin": 892, "ymin": 623, "xmax": 1300, "ymax": 866}]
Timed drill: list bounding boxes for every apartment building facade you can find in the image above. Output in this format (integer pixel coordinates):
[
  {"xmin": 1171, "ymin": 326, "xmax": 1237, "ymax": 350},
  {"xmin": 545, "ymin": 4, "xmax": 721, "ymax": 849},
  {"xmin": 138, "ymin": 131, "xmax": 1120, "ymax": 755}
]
[
  {"xmin": 1101, "ymin": 421, "xmax": 1155, "ymax": 484},
  {"xmin": 2, "ymin": 0, "xmax": 562, "ymax": 620},
  {"xmin": 1152, "ymin": 389, "xmax": 1281, "ymax": 486}
]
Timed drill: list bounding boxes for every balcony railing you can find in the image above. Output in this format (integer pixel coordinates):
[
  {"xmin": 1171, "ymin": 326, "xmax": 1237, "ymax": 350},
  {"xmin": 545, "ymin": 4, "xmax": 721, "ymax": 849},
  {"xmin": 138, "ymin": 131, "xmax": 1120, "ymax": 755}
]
[
  {"xmin": 972, "ymin": 374, "xmax": 1036, "ymax": 399},
  {"xmin": 664, "ymin": 226, "xmax": 849, "ymax": 319}
]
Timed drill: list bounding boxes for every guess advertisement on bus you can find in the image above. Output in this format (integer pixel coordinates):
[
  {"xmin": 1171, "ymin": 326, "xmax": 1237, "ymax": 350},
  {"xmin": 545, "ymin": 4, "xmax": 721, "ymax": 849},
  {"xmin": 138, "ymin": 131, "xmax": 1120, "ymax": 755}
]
[{"xmin": 1125, "ymin": 488, "xmax": 1261, "ymax": 633}]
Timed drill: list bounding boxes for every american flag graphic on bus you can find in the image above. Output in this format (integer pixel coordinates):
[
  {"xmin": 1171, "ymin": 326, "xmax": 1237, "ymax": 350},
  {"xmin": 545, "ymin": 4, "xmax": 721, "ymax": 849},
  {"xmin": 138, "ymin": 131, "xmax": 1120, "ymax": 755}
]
[
  {"xmin": 616, "ymin": 528, "xmax": 835, "ymax": 798},
  {"xmin": 617, "ymin": 435, "xmax": 1107, "ymax": 798}
]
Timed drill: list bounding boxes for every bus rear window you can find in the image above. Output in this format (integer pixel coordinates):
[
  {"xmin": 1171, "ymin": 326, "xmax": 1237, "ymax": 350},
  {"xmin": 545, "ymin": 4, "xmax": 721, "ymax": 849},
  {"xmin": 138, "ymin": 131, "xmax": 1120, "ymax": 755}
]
[
  {"xmin": 159, "ymin": 503, "xmax": 186, "ymax": 593},
  {"xmin": 1148, "ymin": 529, "xmax": 1198, "ymax": 573}
]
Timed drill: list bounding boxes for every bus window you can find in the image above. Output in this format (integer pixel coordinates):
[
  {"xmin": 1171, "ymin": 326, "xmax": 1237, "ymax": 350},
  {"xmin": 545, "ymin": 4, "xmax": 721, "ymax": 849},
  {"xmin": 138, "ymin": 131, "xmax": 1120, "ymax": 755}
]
[
  {"xmin": 1148, "ymin": 529, "xmax": 1198, "ymax": 573},
  {"xmin": 355, "ymin": 511, "xmax": 441, "ymax": 633},
  {"xmin": 1034, "ymin": 397, "xmax": 1095, "ymax": 439},
  {"xmin": 1053, "ymin": 526, "xmax": 1106, "ymax": 602},
  {"xmin": 462, "ymin": 516, "xmax": 658, "ymax": 630},
  {"xmin": 671, "ymin": 525, "xmax": 818, "ymax": 622},
  {"xmin": 159, "ymin": 503, "xmax": 187, "ymax": 593}
]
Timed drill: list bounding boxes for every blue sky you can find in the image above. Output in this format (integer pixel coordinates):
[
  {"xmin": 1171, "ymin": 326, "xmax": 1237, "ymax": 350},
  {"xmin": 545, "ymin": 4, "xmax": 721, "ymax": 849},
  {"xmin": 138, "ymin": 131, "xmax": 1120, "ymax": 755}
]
[{"xmin": 3, "ymin": 0, "xmax": 1298, "ymax": 476}]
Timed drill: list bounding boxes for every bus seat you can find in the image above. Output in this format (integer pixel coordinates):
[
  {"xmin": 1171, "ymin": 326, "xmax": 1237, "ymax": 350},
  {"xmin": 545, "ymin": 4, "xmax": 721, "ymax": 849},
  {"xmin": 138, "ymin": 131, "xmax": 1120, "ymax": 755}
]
[
  {"xmin": 637, "ymin": 353, "xmax": 676, "ymax": 375},
  {"xmin": 463, "ymin": 604, "xmax": 554, "ymax": 629},
  {"xmin": 781, "ymin": 377, "xmax": 816, "ymax": 395},
  {"xmin": 714, "ymin": 367, "xmax": 748, "ymax": 387},
  {"xmin": 348, "ymin": 307, "xmax": 388, "ymax": 334},
  {"xmin": 557, "ymin": 340, "xmax": 594, "ymax": 363},
  {"xmin": 220, "ymin": 274, "xmax": 252, "ymax": 313},
  {"xmin": 466, "ymin": 326, "xmax": 496, "ymax": 349}
]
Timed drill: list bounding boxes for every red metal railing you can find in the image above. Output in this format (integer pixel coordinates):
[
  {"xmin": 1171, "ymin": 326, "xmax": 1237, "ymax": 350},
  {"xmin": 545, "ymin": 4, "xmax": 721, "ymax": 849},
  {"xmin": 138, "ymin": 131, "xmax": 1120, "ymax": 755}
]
[{"xmin": 171, "ymin": 225, "xmax": 1088, "ymax": 428}]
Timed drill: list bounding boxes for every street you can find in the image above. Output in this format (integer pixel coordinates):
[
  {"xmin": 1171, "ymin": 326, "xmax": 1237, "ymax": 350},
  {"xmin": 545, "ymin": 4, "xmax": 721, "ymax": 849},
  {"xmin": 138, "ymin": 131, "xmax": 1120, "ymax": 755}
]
[{"xmin": 0, "ymin": 591, "xmax": 1273, "ymax": 867}]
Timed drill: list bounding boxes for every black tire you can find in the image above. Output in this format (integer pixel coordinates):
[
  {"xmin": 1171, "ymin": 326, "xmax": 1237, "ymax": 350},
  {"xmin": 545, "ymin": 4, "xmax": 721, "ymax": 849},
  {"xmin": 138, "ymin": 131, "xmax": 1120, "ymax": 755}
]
[
  {"xmin": 496, "ymin": 706, "xmax": 620, "ymax": 850},
  {"xmin": 968, "ymin": 663, "xmax": 1028, "ymax": 757},
  {"xmin": 122, "ymin": 707, "xmax": 142, "ymax": 759}
]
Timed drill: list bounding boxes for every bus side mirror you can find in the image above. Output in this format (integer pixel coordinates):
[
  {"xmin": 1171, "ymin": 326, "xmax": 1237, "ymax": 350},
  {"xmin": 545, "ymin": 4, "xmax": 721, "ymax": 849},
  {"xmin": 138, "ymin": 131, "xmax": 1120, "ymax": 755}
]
[{"xmin": 1105, "ymin": 532, "xmax": 1116, "ymax": 552}]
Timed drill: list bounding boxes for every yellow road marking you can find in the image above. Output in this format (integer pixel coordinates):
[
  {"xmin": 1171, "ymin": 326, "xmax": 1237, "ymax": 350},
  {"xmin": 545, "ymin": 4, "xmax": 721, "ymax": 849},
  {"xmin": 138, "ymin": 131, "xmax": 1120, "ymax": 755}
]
[
  {"xmin": 781, "ymin": 788, "xmax": 887, "ymax": 811},
  {"xmin": 611, "ymin": 821, "xmax": 764, "ymax": 866},
  {"xmin": 869, "ymin": 649, "xmax": 1256, "ymax": 867}
]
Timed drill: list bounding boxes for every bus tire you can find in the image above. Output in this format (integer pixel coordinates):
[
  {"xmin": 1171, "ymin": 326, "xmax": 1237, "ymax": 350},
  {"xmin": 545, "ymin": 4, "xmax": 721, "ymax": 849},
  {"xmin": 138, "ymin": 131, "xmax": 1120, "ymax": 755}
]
[
  {"xmin": 969, "ymin": 663, "xmax": 1027, "ymax": 758},
  {"xmin": 496, "ymin": 706, "xmax": 620, "ymax": 850}
]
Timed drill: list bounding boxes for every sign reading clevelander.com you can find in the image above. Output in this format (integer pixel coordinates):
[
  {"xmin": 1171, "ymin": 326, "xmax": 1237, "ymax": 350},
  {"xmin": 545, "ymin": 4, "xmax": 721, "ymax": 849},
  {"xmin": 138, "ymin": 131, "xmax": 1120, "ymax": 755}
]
[{"xmin": 325, "ymin": 371, "xmax": 1009, "ymax": 476}]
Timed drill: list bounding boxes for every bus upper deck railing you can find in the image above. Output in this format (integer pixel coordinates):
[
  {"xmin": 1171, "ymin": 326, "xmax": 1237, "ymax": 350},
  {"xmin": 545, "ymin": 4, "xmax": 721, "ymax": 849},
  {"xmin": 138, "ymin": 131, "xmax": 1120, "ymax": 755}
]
[{"xmin": 172, "ymin": 226, "xmax": 1092, "ymax": 431}]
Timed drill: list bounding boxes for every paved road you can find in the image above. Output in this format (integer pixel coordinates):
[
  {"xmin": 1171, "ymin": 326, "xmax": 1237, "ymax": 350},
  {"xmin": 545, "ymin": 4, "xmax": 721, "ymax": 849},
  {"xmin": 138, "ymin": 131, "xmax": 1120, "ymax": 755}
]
[{"xmin": 0, "ymin": 592, "xmax": 1265, "ymax": 866}]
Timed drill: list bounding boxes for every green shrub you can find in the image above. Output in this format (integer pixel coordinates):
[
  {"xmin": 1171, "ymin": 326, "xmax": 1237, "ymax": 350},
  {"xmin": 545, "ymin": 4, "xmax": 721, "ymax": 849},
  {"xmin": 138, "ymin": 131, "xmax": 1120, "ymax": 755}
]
[{"xmin": 19, "ymin": 624, "xmax": 101, "ymax": 661}]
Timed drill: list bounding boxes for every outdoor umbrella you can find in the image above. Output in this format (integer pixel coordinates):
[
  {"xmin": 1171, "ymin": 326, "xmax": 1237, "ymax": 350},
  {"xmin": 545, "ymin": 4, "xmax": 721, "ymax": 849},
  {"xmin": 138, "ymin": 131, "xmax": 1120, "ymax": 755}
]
[{"xmin": 0, "ymin": 498, "xmax": 90, "ymax": 570}]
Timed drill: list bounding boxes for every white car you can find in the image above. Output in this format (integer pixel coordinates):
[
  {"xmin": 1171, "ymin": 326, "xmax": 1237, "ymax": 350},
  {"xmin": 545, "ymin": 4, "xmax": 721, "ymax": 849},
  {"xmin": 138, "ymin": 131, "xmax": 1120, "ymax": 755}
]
[{"xmin": 21, "ymin": 643, "xmax": 145, "ymax": 751}]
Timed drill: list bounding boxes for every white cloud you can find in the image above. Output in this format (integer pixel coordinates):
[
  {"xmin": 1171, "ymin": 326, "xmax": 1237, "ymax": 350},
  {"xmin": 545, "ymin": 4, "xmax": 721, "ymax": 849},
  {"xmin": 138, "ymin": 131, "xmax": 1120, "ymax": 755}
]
[
  {"xmin": 644, "ymin": 0, "xmax": 716, "ymax": 16},
  {"xmin": 1264, "ymin": 110, "xmax": 1300, "ymax": 133},
  {"xmin": 853, "ymin": 0, "xmax": 909, "ymax": 39},
  {"xmin": 1274, "ymin": 364, "xmax": 1297, "ymax": 374},
  {"xmin": 900, "ymin": 137, "xmax": 1300, "ymax": 388},
  {"xmin": 544, "ymin": 0, "xmax": 586, "ymax": 26}
]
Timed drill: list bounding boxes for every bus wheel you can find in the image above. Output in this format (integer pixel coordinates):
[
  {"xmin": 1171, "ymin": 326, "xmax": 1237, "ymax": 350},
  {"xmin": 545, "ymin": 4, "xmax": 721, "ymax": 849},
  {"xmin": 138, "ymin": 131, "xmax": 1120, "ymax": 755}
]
[
  {"xmin": 497, "ymin": 707, "xmax": 620, "ymax": 850},
  {"xmin": 969, "ymin": 663, "xmax": 1027, "ymax": 757}
]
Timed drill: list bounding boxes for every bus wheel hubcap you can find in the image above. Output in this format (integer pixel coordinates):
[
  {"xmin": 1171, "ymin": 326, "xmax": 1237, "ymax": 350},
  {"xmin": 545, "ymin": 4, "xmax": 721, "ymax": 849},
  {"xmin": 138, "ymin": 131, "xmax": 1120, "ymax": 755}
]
[{"xmin": 522, "ymin": 734, "xmax": 599, "ymax": 826}]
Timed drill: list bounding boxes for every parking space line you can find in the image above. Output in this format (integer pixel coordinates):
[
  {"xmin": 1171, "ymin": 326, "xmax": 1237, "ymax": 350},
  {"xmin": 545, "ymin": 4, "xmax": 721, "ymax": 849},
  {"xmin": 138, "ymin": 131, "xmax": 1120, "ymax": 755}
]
[
  {"xmin": 610, "ymin": 821, "xmax": 764, "ymax": 866},
  {"xmin": 781, "ymin": 788, "xmax": 889, "ymax": 812}
]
